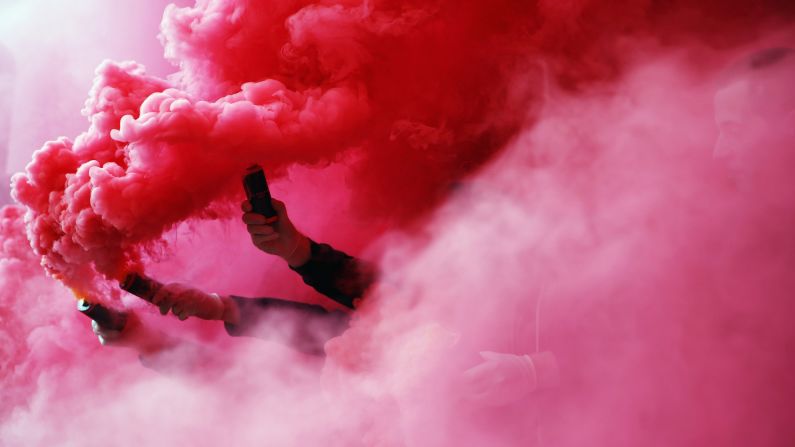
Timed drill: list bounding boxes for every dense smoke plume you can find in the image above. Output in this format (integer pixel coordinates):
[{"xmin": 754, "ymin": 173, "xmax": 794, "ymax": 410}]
[{"xmin": 1, "ymin": 0, "xmax": 794, "ymax": 446}]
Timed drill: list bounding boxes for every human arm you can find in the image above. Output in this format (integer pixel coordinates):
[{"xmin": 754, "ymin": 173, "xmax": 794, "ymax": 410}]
[
  {"xmin": 242, "ymin": 198, "xmax": 376, "ymax": 308},
  {"xmin": 222, "ymin": 295, "xmax": 350, "ymax": 356},
  {"xmin": 145, "ymin": 283, "xmax": 349, "ymax": 356},
  {"xmin": 288, "ymin": 240, "xmax": 376, "ymax": 309}
]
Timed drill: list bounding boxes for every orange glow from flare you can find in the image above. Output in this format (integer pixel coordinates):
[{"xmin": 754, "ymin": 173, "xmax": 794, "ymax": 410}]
[{"xmin": 69, "ymin": 287, "xmax": 88, "ymax": 301}]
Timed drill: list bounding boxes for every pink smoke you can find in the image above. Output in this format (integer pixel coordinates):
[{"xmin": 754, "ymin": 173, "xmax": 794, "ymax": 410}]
[{"xmin": 2, "ymin": 0, "xmax": 795, "ymax": 446}]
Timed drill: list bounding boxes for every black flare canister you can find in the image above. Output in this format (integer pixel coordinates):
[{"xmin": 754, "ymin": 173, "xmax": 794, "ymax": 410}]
[
  {"xmin": 243, "ymin": 164, "xmax": 277, "ymax": 218},
  {"xmin": 76, "ymin": 299, "xmax": 127, "ymax": 331},
  {"xmin": 119, "ymin": 272, "xmax": 164, "ymax": 303}
]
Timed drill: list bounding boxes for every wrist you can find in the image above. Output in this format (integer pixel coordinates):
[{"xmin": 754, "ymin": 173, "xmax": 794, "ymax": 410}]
[{"xmin": 285, "ymin": 234, "xmax": 311, "ymax": 268}]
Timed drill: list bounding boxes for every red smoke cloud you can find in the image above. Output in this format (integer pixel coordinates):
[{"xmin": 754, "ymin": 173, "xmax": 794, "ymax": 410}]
[
  {"xmin": 11, "ymin": 0, "xmax": 795, "ymax": 299},
  {"xmin": 2, "ymin": 0, "xmax": 795, "ymax": 446}
]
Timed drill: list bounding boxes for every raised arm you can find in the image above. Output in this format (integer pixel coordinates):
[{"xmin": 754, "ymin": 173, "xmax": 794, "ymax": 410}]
[{"xmin": 241, "ymin": 198, "xmax": 376, "ymax": 308}]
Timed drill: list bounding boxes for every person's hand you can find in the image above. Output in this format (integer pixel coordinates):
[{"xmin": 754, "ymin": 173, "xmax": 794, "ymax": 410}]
[
  {"xmin": 149, "ymin": 282, "xmax": 235, "ymax": 322},
  {"xmin": 90, "ymin": 312, "xmax": 165, "ymax": 353},
  {"xmin": 92, "ymin": 319, "xmax": 124, "ymax": 346},
  {"xmin": 463, "ymin": 351, "xmax": 539, "ymax": 406},
  {"xmin": 241, "ymin": 198, "xmax": 311, "ymax": 267}
]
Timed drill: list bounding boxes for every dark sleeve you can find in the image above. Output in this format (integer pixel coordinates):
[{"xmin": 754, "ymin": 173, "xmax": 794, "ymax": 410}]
[
  {"xmin": 289, "ymin": 240, "xmax": 376, "ymax": 309},
  {"xmin": 223, "ymin": 295, "xmax": 350, "ymax": 356}
]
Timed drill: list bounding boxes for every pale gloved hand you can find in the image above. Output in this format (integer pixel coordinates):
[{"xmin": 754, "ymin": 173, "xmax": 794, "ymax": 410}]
[
  {"xmin": 92, "ymin": 319, "xmax": 123, "ymax": 346},
  {"xmin": 149, "ymin": 282, "xmax": 237, "ymax": 322},
  {"xmin": 90, "ymin": 313, "xmax": 166, "ymax": 353},
  {"xmin": 463, "ymin": 351, "xmax": 559, "ymax": 406},
  {"xmin": 241, "ymin": 198, "xmax": 311, "ymax": 267}
]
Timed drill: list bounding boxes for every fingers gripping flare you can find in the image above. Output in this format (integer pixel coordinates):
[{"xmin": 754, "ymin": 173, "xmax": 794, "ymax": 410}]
[
  {"xmin": 150, "ymin": 283, "xmax": 226, "ymax": 321},
  {"xmin": 240, "ymin": 198, "xmax": 310, "ymax": 266},
  {"xmin": 120, "ymin": 273, "xmax": 228, "ymax": 321}
]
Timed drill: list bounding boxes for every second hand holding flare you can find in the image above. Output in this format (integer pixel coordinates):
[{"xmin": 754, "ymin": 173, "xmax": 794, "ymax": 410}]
[{"xmin": 120, "ymin": 272, "xmax": 239, "ymax": 323}]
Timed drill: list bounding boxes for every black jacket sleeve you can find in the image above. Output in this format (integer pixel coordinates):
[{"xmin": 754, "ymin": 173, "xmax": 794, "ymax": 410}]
[
  {"xmin": 288, "ymin": 239, "xmax": 376, "ymax": 309},
  {"xmin": 222, "ymin": 240, "xmax": 374, "ymax": 355},
  {"xmin": 223, "ymin": 296, "xmax": 350, "ymax": 356}
]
